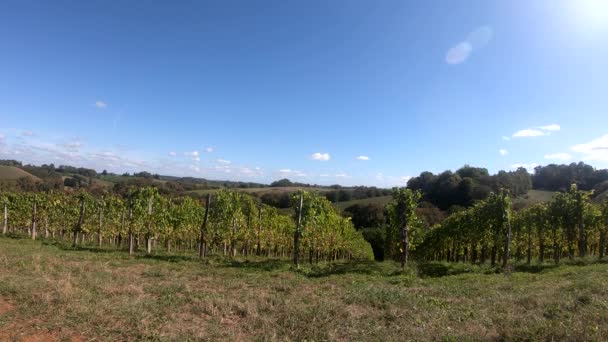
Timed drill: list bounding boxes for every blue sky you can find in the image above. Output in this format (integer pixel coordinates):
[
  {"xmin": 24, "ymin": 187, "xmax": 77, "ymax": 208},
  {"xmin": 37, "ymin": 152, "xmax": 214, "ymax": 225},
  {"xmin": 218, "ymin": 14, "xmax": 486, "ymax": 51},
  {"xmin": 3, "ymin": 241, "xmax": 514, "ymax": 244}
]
[{"xmin": 1, "ymin": 1, "xmax": 608, "ymax": 187}]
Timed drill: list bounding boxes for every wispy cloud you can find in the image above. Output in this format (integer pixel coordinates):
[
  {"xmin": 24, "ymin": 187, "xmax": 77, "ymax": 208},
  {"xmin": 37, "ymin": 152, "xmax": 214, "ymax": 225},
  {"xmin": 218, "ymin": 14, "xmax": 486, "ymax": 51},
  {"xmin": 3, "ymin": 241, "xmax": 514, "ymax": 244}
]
[
  {"xmin": 95, "ymin": 101, "xmax": 107, "ymax": 109},
  {"xmin": 217, "ymin": 159, "xmax": 231, "ymax": 165},
  {"xmin": 204, "ymin": 147, "xmax": 213, "ymax": 153},
  {"xmin": 277, "ymin": 168, "xmax": 306, "ymax": 178},
  {"xmin": 499, "ymin": 149, "xmax": 508, "ymax": 156},
  {"xmin": 544, "ymin": 153, "xmax": 571, "ymax": 161},
  {"xmin": 356, "ymin": 155, "xmax": 370, "ymax": 161},
  {"xmin": 446, "ymin": 42, "xmax": 472, "ymax": 65},
  {"xmin": 311, "ymin": 152, "xmax": 330, "ymax": 161},
  {"xmin": 445, "ymin": 26, "xmax": 493, "ymax": 65},
  {"xmin": 539, "ymin": 124, "xmax": 560, "ymax": 131},
  {"xmin": 571, "ymin": 134, "xmax": 608, "ymax": 162},
  {"xmin": 21, "ymin": 130, "xmax": 35, "ymax": 137},
  {"xmin": 62, "ymin": 141, "xmax": 83, "ymax": 152},
  {"xmin": 184, "ymin": 150, "xmax": 200, "ymax": 162},
  {"xmin": 512, "ymin": 124, "xmax": 560, "ymax": 138},
  {"xmin": 0, "ymin": 129, "xmax": 268, "ymax": 182},
  {"xmin": 502, "ymin": 136, "xmax": 511, "ymax": 141},
  {"xmin": 335, "ymin": 172, "xmax": 349, "ymax": 178}
]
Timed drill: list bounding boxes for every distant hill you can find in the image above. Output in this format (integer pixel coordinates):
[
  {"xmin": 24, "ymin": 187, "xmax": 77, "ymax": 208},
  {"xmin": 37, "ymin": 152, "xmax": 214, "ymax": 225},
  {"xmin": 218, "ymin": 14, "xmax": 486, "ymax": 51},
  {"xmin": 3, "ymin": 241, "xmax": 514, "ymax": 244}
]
[
  {"xmin": 0, "ymin": 165, "xmax": 40, "ymax": 181},
  {"xmin": 513, "ymin": 188, "xmax": 608, "ymax": 209},
  {"xmin": 186, "ymin": 186, "xmax": 331, "ymax": 196}
]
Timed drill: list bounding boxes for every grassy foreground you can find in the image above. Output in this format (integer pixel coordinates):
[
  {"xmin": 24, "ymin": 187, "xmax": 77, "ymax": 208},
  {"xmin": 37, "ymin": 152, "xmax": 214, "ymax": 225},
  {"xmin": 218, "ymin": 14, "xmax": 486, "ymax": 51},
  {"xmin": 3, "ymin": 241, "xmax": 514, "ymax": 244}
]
[{"xmin": 1, "ymin": 237, "xmax": 607, "ymax": 341}]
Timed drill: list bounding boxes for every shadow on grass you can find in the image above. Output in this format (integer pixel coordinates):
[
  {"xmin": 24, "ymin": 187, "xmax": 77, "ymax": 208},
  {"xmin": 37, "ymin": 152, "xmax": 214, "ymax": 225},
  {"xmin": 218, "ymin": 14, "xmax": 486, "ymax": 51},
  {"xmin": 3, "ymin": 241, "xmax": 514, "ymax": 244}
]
[
  {"xmin": 45, "ymin": 240, "xmax": 124, "ymax": 254},
  {"xmin": 416, "ymin": 262, "xmax": 482, "ymax": 278},
  {"xmin": 513, "ymin": 263, "xmax": 559, "ymax": 274},
  {"xmin": 224, "ymin": 259, "xmax": 290, "ymax": 272},
  {"xmin": 222, "ymin": 258, "xmax": 403, "ymax": 277},
  {"xmin": 302, "ymin": 261, "xmax": 407, "ymax": 278},
  {"xmin": 139, "ymin": 254, "xmax": 198, "ymax": 263}
]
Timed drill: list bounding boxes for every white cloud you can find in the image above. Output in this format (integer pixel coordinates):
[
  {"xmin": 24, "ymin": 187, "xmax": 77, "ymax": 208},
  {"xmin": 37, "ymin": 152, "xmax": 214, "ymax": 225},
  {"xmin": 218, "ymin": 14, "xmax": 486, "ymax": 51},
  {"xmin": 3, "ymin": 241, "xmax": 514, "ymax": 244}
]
[
  {"xmin": 356, "ymin": 155, "xmax": 370, "ymax": 161},
  {"xmin": 319, "ymin": 174, "xmax": 329, "ymax": 177},
  {"xmin": 168, "ymin": 151, "xmax": 176, "ymax": 157},
  {"xmin": 279, "ymin": 168, "xmax": 292, "ymax": 173},
  {"xmin": 217, "ymin": 159, "xmax": 231, "ymax": 165},
  {"xmin": 544, "ymin": 153, "xmax": 571, "ymax": 161},
  {"xmin": 401, "ymin": 176, "xmax": 412, "ymax": 184},
  {"xmin": 512, "ymin": 129, "xmax": 548, "ymax": 138},
  {"xmin": 571, "ymin": 134, "xmax": 608, "ymax": 162},
  {"xmin": 511, "ymin": 163, "xmax": 539, "ymax": 170},
  {"xmin": 446, "ymin": 42, "xmax": 472, "ymax": 65},
  {"xmin": 335, "ymin": 172, "xmax": 349, "ymax": 178},
  {"xmin": 311, "ymin": 152, "xmax": 330, "ymax": 161},
  {"xmin": 238, "ymin": 167, "xmax": 263, "ymax": 176},
  {"xmin": 21, "ymin": 131, "xmax": 35, "ymax": 137},
  {"xmin": 502, "ymin": 136, "xmax": 511, "ymax": 141},
  {"xmin": 95, "ymin": 101, "xmax": 107, "ymax": 109},
  {"xmin": 512, "ymin": 124, "xmax": 561, "ymax": 138},
  {"xmin": 184, "ymin": 150, "xmax": 200, "ymax": 161},
  {"xmin": 376, "ymin": 173, "xmax": 384, "ymax": 181},
  {"xmin": 445, "ymin": 26, "xmax": 493, "ymax": 65},
  {"xmin": 204, "ymin": 147, "xmax": 213, "ymax": 153},
  {"xmin": 539, "ymin": 124, "xmax": 560, "ymax": 131},
  {"xmin": 499, "ymin": 149, "xmax": 508, "ymax": 156}
]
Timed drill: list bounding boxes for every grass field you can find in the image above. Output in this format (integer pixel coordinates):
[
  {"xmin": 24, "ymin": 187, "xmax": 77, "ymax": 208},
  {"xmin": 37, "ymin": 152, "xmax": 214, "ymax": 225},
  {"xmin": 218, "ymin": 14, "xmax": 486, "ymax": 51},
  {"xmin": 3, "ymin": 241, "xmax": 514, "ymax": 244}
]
[
  {"xmin": 1, "ymin": 237, "xmax": 608, "ymax": 341},
  {"xmin": 524, "ymin": 189, "xmax": 557, "ymax": 203},
  {"xmin": 511, "ymin": 189, "xmax": 556, "ymax": 210},
  {"xmin": 0, "ymin": 166, "xmax": 39, "ymax": 181},
  {"xmin": 333, "ymin": 195, "xmax": 393, "ymax": 211}
]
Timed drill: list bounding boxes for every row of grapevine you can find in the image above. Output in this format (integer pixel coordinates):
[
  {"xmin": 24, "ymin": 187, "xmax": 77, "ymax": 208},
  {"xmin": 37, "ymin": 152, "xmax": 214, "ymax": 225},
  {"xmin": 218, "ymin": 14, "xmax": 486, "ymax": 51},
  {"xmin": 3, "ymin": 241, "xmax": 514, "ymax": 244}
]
[
  {"xmin": 416, "ymin": 190, "xmax": 511, "ymax": 266},
  {"xmin": 419, "ymin": 185, "xmax": 608, "ymax": 266},
  {"xmin": 0, "ymin": 188, "xmax": 374, "ymax": 263},
  {"xmin": 290, "ymin": 191, "xmax": 374, "ymax": 266}
]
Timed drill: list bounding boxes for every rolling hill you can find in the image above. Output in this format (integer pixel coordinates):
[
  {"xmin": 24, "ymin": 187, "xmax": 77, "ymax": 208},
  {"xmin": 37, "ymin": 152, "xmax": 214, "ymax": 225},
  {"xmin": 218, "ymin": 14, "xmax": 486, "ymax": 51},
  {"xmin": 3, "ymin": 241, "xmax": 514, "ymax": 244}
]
[
  {"xmin": 0, "ymin": 166, "xmax": 40, "ymax": 181},
  {"xmin": 186, "ymin": 186, "xmax": 331, "ymax": 197}
]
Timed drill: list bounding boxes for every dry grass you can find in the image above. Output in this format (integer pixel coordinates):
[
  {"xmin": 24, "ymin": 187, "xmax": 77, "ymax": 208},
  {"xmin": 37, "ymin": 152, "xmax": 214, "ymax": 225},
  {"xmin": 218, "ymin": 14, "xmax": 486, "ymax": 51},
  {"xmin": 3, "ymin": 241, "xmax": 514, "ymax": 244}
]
[
  {"xmin": 0, "ymin": 166, "xmax": 40, "ymax": 181},
  {"xmin": 1, "ymin": 237, "xmax": 608, "ymax": 341}
]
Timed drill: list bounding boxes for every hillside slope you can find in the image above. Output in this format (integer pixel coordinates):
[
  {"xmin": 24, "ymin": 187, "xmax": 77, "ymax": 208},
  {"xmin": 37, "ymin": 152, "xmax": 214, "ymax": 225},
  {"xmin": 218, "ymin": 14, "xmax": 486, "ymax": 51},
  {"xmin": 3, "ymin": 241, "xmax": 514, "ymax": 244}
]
[{"xmin": 0, "ymin": 166, "xmax": 40, "ymax": 181}]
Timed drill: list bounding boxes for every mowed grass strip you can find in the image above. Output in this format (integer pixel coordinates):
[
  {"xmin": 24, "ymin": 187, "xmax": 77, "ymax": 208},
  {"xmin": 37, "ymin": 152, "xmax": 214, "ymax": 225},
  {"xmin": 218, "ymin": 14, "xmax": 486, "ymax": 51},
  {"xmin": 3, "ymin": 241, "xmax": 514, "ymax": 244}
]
[{"xmin": 1, "ymin": 237, "xmax": 608, "ymax": 341}]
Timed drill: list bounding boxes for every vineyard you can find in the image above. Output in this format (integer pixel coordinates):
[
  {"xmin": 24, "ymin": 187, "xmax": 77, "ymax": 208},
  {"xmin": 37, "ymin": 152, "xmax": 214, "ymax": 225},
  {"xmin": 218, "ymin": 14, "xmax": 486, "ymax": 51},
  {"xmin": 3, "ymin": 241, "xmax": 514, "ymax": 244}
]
[
  {"xmin": 2, "ymin": 183, "xmax": 607, "ymax": 268},
  {"xmin": 419, "ymin": 185, "xmax": 608, "ymax": 267},
  {"xmin": 0, "ymin": 188, "xmax": 374, "ymax": 264}
]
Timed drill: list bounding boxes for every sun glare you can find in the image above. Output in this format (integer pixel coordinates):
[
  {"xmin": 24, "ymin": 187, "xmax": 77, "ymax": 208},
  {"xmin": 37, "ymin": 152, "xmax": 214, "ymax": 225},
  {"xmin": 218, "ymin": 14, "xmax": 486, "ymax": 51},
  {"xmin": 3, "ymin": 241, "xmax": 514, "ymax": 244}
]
[{"xmin": 572, "ymin": 0, "xmax": 608, "ymax": 30}]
